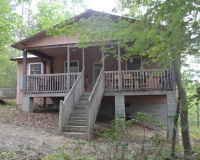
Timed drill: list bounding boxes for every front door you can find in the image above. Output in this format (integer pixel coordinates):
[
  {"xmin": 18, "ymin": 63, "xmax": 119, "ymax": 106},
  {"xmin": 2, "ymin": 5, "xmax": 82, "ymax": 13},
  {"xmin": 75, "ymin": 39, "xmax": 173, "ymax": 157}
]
[{"xmin": 92, "ymin": 62, "xmax": 102, "ymax": 88}]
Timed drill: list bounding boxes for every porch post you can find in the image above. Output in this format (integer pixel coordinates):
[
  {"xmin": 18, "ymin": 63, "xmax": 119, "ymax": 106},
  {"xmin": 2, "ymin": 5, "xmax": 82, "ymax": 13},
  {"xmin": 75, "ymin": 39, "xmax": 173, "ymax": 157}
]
[
  {"xmin": 67, "ymin": 45, "xmax": 70, "ymax": 91},
  {"xmin": 102, "ymin": 50, "xmax": 105, "ymax": 71},
  {"xmin": 23, "ymin": 50, "xmax": 27, "ymax": 95},
  {"xmin": 118, "ymin": 43, "xmax": 122, "ymax": 91},
  {"xmin": 82, "ymin": 48, "xmax": 85, "ymax": 92},
  {"xmin": 82, "ymin": 48, "xmax": 85, "ymax": 70}
]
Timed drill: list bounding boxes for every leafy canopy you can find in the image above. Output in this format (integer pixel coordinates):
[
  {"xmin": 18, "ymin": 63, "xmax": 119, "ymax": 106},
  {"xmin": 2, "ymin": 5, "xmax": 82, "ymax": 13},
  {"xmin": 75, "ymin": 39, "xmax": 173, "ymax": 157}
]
[{"xmin": 49, "ymin": 0, "xmax": 200, "ymax": 68}]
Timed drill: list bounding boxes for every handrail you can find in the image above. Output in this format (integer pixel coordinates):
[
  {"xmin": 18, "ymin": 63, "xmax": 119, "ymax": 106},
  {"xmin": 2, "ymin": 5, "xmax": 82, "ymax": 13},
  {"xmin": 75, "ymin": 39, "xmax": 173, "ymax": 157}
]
[
  {"xmin": 59, "ymin": 69, "xmax": 85, "ymax": 133},
  {"xmin": 86, "ymin": 68, "xmax": 105, "ymax": 139},
  {"xmin": 88, "ymin": 69, "xmax": 104, "ymax": 102}
]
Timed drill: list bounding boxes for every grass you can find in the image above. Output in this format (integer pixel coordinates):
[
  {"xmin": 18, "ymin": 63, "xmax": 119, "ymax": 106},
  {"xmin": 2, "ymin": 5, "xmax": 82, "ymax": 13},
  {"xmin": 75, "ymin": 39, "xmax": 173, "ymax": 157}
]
[
  {"xmin": 190, "ymin": 126, "xmax": 200, "ymax": 140},
  {"xmin": 3, "ymin": 99, "xmax": 16, "ymax": 105},
  {"xmin": 0, "ymin": 99, "xmax": 17, "ymax": 108},
  {"xmin": 0, "ymin": 105, "xmax": 16, "ymax": 109},
  {"xmin": 176, "ymin": 125, "xmax": 200, "ymax": 158}
]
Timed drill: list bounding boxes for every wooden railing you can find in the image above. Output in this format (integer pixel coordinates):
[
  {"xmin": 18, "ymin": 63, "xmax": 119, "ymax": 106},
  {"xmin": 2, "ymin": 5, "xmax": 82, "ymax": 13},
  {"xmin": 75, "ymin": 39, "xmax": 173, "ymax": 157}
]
[
  {"xmin": 86, "ymin": 68, "xmax": 105, "ymax": 140},
  {"xmin": 59, "ymin": 69, "xmax": 85, "ymax": 133},
  {"xmin": 105, "ymin": 69, "xmax": 175, "ymax": 92},
  {"xmin": 25, "ymin": 73, "xmax": 80, "ymax": 94}
]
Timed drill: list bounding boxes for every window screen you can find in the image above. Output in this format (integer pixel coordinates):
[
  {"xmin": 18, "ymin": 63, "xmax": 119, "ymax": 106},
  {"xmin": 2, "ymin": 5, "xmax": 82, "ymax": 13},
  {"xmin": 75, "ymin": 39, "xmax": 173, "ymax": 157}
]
[
  {"xmin": 127, "ymin": 57, "xmax": 141, "ymax": 70},
  {"xmin": 30, "ymin": 63, "xmax": 42, "ymax": 74}
]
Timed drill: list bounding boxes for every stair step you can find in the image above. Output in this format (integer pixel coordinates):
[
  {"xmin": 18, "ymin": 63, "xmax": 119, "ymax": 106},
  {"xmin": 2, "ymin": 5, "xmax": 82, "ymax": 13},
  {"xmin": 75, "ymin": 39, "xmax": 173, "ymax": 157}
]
[
  {"xmin": 78, "ymin": 100, "xmax": 88, "ymax": 105},
  {"xmin": 74, "ymin": 109, "xmax": 86, "ymax": 114},
  {"xmin": 70, "ymin": 114, "xmax": 86, "ymax": 120},
  {"xmin": 76, "ymin": 104, "xmax": 86, "ymax": 109},
  {"xmin": 79, "ymin": 96, "xmax": 90, "ymax": 100},
  {"xmin": 83, "ymin": 92, "xmax": 91, "ymax": 96},
  {"xmin": 63, "ymin": 132, "xmax": 87, "ymax": 140},
  {"xmin": 65, "ymin": 125, "xmax": 86, "ymax": 132},
  {"xmin": 68, "ymin": 120, "xmax": 86, "ymax": 126}
]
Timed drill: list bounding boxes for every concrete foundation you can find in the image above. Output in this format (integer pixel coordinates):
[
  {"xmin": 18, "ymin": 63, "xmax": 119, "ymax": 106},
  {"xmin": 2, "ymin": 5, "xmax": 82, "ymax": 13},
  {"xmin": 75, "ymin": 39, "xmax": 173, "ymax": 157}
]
[
  {"xmin": 166, "ymin": 92, "xmax": 178, "ymax": 141},
  {"xmin": 22, "ymin": 96, "xmax": 33, "ymax": 113},
  {"xmin": 115, "ymin": 95, "xmax": 125, "ymax": 117},
  {"xmin": 98, "ymin": 94, "xmax": 178, "ymax": 141},
  {"xmin": 125, "ymin": 103, "xmax": 168, "ymax": 130},
  {"xmin": 98, "ymin": 104, "xmax": 115, "ymax": 118}
]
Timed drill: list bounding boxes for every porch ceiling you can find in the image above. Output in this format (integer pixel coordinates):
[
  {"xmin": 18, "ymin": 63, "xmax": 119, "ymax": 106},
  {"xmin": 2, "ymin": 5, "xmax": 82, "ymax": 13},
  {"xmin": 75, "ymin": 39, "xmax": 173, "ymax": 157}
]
[{"xmin": 27, "ymin": 46, "xmax": 106, "ymax": 58}]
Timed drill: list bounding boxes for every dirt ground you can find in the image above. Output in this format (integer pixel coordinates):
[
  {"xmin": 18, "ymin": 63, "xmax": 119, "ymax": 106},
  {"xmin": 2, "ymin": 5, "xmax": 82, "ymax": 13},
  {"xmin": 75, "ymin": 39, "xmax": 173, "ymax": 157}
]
[
  {"xmin": 0, "ymin": 123, "xmax": 74, "ymax": 155},
  {"xmin": 0, "ymin": 106, "xmax": 159, "ymax": 159}
]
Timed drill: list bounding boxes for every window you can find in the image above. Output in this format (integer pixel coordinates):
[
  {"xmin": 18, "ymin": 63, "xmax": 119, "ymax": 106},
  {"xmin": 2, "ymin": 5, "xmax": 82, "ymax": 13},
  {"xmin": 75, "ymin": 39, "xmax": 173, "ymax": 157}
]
[
  {"xmin": 64, "ymin": 61, "xmax": 79, "ymax": 73},
  {"xmin": 29, "ymin": 63, "xmax": 43, "ymax": 75},
  {"xmin": 127, "ymin": 57, "xmax": 142, "ymax": 70}
]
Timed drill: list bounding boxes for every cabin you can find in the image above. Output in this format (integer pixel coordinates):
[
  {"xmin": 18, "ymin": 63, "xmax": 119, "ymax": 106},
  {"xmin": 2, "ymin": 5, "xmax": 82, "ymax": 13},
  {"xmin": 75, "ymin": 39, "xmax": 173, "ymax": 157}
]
[{"xmin": 11, "ymin": 10, "xmax": 177, "ymax": 140}]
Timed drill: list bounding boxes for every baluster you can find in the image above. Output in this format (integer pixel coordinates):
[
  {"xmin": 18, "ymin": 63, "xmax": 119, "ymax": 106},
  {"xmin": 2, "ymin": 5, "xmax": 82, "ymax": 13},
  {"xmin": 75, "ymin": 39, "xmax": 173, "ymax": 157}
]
[
  {"xmin": 56, "ymin": 74, "xmax": 58, "ymax": 92},
  {"xmin": 62, "ymin": 74, "xmax": 63, "ymax": 92},
  {"xmin": 64, "ymin": 73, "xmax": 66, "ymax": 92},
  {"xmin": 57, "ymin": 74, "xmax": 58, "ymax": 92},
  {"xmin": 41, "ymin": 75, "xmax": 43, "ymax": 93},
  {"xmin": 50, "ymin": 74, "xmax": 52, "ymax": 92},
  {"xmin": 156, "ymin": 70, "xmax": 158, "ymax": 90},
  {"xmin": 112, "ymin": 72, "xmax": 114, "ymax": 90},
  {"xmin": 59, "ymin": 74, "xmax": 60, "ymax": 91},
  {"xmin": 36, "ymin": 75, "xmax": 37, "ymax": 93},
  {"xmin": 34, "ymin": 76, "xmax": 36, "ymax": 93},
  {"xmin": 35, "ymin": 75, "xmax": 37, "ymax": 93}
]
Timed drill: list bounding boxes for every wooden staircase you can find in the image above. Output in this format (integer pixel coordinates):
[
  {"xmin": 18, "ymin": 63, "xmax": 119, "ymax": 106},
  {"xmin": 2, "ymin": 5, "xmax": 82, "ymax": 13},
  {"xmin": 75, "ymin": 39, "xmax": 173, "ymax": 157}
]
[
  {"xmin": 59, "ymin": 68, "xmax": 105, "ymax": 140},
  {"xmin": 63, "ymin": 92, "xmax": 90, "ymax": 140}
]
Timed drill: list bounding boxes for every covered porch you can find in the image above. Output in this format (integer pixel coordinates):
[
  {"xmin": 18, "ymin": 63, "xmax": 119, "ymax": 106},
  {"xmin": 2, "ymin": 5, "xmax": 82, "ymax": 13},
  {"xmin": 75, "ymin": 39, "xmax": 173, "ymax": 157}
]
[{"xmin": 21, "ymin": 42, "xmax": 175, "ymax": 96}]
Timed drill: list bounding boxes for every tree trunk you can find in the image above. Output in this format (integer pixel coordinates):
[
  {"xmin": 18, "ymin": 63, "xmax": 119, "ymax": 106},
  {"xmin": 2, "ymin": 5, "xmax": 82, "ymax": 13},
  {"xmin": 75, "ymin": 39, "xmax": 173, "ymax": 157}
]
[
  {"xmin": 173, "ymin": 60, "xmax": 192, "ymax": 159},
  {"xmin": 171, "ymin": 93, "xmax": 180, "ymax": 158},
  {"xmin": 197, "ymin": 105, "xmax": 199, "ymax": 127}
]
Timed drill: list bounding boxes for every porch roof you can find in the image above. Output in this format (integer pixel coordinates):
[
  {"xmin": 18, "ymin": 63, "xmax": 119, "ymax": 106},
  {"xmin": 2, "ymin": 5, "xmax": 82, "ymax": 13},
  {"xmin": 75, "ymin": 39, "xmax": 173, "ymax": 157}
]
[{"xmin": 10, "ymin": 55, "xmax": 39, "ymax": 61}]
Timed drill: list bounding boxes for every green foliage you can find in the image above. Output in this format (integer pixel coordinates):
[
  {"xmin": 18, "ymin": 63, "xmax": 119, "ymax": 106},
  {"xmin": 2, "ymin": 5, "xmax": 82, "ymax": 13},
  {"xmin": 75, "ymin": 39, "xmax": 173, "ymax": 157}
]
[
  {"xmin": 44, "ymin": 152, "xmax": 72, "ymax": 160},
  {"xmin": 0, "ymin": 48, "xmax": 17, "ymax": 87},
  {"xmin": 33, "ymin": 1, "xmax": 72, "ymax": 32},
  {"xmin": 189, "ymin": 126, "xmax": 200, "ymax": 140},
  {"xmin": 52, "ymin": 114, "xmax": 167, "ymax": 160},
  {"xmin": 46, "ymin": 0, "xmax": 200, "ymax": 71},
  {"xmin": 0, "ymin": 0, "xmax": 21, "ymax": 47},
  {"xmin": 37, "ymin": 113, "xmax": 170, "ymax": 160},
  {"xmin": 135, "ymin": 112, "xmax": 164, "ymax": 129},
  {"xmin": 31, "ymin": 0, "xmax": 86, "ymax": 33}
]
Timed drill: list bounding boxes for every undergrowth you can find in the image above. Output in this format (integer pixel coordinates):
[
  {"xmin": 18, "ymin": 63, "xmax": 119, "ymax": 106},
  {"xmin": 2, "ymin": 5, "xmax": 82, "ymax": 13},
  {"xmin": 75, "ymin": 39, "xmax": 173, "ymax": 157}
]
[{"xmin": 0, "ymin": 112, "xmax": 200, "ymax": 159}]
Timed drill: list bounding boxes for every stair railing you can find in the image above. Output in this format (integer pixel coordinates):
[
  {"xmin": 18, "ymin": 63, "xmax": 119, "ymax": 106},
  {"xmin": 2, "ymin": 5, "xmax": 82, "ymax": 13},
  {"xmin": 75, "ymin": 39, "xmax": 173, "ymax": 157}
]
[
  {"xmin": 86, "ymin": 68, "xmax": 105, "ymax": 140},
  {"xmin": 59, "ymin": 68, "xmax": 85, "ymax": 133}
]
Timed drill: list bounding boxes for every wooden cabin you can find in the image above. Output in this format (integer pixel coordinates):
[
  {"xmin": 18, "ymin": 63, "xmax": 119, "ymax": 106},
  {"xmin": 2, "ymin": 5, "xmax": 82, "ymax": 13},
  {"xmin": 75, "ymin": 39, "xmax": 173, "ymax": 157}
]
[{"xmin": 11, "ymin": 10, "xmax": 177, "ymax": 140}]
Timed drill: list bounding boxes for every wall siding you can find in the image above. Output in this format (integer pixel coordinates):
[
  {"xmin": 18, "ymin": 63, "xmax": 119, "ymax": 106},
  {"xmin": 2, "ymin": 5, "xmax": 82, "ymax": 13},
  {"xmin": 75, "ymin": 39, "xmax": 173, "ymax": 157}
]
[{"xmin": 24, "ymin": 34, "xmax": 79, "ymax": 48}]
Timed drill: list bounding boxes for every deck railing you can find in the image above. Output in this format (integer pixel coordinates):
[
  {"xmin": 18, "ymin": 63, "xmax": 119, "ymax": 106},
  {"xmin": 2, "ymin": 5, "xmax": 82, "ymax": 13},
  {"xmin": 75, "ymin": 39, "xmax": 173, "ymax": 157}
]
[
  {"xmin": 25, "ymin": 73, "xmax": 80, "ymax": 94},
  {"xmin": 59, "ymin": 69, "xmax": 85, "ymax": 133},
  {"xmin": 86, "ymin": 68, "xmax": 105, "ymax": 140},
  {"xmin": 105, "ymin": 69, "xmax": 174, "ymax": 92}
]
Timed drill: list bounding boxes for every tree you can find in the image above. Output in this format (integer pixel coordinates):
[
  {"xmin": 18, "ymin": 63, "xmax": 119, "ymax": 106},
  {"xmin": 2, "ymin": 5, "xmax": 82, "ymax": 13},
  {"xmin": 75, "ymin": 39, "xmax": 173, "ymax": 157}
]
[
  {"xmin": 0, "ymin": 0, "xmax": 20, "ymax": 87},
  {"xmin": 0, "ymin": 0, "xmax": 20, "ymax": 48},
  {"xmin": 33, "ymin": 0, "xmax": 86, "ymax": 33}
]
